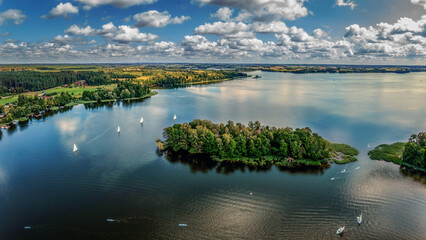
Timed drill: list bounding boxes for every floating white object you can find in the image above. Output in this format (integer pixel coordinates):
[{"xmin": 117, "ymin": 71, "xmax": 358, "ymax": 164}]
[
  {"xmin": 173, "ymin": 115, "xmax": 177, "ymax": 121},
  {"xmin": 106, "ymin": 219, "xmax": 115, "ymax": 222},
  {"xmin": 140, "ymin": 117, "xmax": 144, "ymax": 124},
  {"xmin": 331, "ymin": 178, "xmax": 335, "ymax": 180},
  {"xmin": 336, "ymin": 226, "xmax": 345, "ymax": 235},
  {"xmin": 73, "ymin": 144, "xmax": 78, "ymax": 152},
  {"xmin": 341, "ymin": 169, "xmax": 346, "ymax": 173},
  {"xmin": 355, "ymin": 166, "xmax": 360, "ymax": 170},
  {"xmin": 250, "ymin": 192, "xmax": 253, "ymax": 195},
  {"xmin": 24, "ymin": 226, "xmax": 31, "ymax": 230},
  {"xmin": 357, "ymin": 214, "xmax": 363, "ymax": 224},
  {"xmin": 178, "ymin": 224, "xmax": 187, "ymax": 227},
  {"xmin": 117, "ymin": 126, "xmax": 120, "ymax": 133}
]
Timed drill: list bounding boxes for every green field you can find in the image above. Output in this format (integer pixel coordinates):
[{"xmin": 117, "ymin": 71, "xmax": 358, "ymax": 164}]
[{"xmin": 0, "ymin": 84, "xmax": 116, "ymax": 105}]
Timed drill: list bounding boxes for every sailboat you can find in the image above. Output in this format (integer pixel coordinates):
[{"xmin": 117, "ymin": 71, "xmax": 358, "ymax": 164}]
[
  {"xmin": 357, "ymin": 214, "xmax": 363, "ymax": 224},
  {"xmin": 173, "ymin": 114, "xmax": 177, "ymax": 121},
  {"xmin": 140, "ymin": 117, "xmax": 144, "ymax": 124},
  {"xmin": 117, "ymin": 126, "xmax": 120, "ymax": 133},
  {"xmin": 336, "ymin": 226, "xmax": 345, "ymax": 235},
  {"xmin": 73, "ymin": 144, "xmax": 78, "ymax": 152}
]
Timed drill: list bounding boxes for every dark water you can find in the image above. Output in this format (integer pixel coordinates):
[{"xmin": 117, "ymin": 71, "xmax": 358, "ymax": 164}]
[{"xmin": 0, "ymin": 72, "xmax": 425, "ymax": 240}]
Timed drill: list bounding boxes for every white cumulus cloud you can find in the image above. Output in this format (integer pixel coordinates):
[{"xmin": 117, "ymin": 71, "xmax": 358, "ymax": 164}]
[
  {"xmin": 335, "ymin": 0, "xmax": 357, "ymax": 10},
  {"xmin": 42, "ymin": 2, "xmax": 79, "ymax": 19},
  {"xmin": 75, "ymin": 0, "xmax": 157, "ymax": 9},
  {"xmin": 0, "ymin": 9, "xmax": 26, "ymax": 26},
  {"xmin": 411, "ymin": 0, "xmax": 426, "ymax": 9},
  {"xmin": 194, "ymin": 0, "xmax": 308, "ymax": 21},
  {"xmin": 133, "ymin": 10, "xmax": 190, "ymax": 28}
]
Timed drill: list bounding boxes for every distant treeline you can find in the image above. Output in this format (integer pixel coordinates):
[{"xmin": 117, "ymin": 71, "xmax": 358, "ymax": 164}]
[{"xmin": 0, "ymin": 71, "xmax": 110, "ymax": 95}]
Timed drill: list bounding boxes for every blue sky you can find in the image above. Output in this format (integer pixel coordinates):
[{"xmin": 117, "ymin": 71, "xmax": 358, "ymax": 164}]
[{"xmin": 0, "ymin": 0, "xmax": 425, "ymax": 64}]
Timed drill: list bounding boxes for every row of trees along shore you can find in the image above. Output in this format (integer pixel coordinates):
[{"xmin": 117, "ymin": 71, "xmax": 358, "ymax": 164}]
[
  {"xmin": 0, "ymin": 81, "xmax": 151, "ymax": 125},
  {"xmin": 157, "ymin": 120, "xmax": 358, "ymax": 167}
]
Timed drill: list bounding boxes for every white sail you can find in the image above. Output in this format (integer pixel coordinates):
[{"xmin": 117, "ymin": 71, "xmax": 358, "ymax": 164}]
[
  {"xmin": 140, "ymin": 117, "xmax": 144, "ymax": 124},
  {"xmin": 73, "ymin": 144, "xmax": 78, "ymax": 152},
  {"xmin": 117, "ymin": 126, "xmax": 120, "ymax": 133},
  {"xmin": 173, "ymin": 114, "xmax": 177, "ymax": 120}
]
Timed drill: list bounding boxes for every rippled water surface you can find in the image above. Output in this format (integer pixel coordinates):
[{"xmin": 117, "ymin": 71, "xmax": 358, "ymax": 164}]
[{"xmin": 0, "ymin": 72, "xmax": 425, "ymax": 239}]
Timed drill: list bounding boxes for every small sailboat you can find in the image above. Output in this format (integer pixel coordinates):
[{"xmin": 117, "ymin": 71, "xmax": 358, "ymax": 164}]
[
  {"xmin": 336, "ymin": 226, "xmax": 345, "ymax": 235},
  {"xmin": 117, "ymin": 126, "xmax": 120, "ymax": 133},
  {"xmin": 73, "ymin": 144, "xmax": 78, "ymax": 152},
  {"xmin": 140, "ymin": 117, "xmax": 144, "ymax": 124},
  {"xmin": 357, "ymin": 214, "xmax": 363, "ymax": 224},
  {"xmin": 173, "ymin": 114, "xmax": 177, "ymax": 121}
]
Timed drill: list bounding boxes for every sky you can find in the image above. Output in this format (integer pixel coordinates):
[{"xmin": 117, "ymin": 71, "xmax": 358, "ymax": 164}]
[{"xmin": 0, "ymin": 0, "xmax": 425, "ymax": 64}]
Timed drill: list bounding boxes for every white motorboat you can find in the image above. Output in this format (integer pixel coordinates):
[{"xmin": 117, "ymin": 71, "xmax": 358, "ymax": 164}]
[
  {"xmin": 336, "ymin": 226, "xmax": 345, "ymax": 234},
  {"xmin": 357, "ymin": 214, "xmax": 362, "ymax": 224}
]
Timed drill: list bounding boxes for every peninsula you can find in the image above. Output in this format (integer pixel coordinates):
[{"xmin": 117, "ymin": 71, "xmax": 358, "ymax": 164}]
[{"xmin": 368, "ymin": 132, "xmax": 426, "ymax": 171}]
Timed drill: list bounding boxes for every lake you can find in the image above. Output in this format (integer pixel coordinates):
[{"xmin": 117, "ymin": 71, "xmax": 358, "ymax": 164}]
[{"xmin": 0, "ymin": 71, "xmax": 425, "ymax": 239}]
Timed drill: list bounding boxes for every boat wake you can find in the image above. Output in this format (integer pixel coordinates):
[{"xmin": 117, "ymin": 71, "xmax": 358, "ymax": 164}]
[{"xmin": 87, "ymin": 125, "xmax": 114, "ymax": 144}]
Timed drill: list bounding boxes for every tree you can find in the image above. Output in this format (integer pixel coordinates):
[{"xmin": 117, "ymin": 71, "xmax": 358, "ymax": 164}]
[{"xmin": 120, "ymin": 89, "xmax": 131, "ymax": 99}]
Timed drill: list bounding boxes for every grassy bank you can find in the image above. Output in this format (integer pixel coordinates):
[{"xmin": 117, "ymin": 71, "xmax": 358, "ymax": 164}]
[
  {"xmin": 328, "ymin": 142, "xmax": 359, "ymax": 164},
  {"xmin": 368, "ymin": 142, "xmax": 405, "ymax": 165}
]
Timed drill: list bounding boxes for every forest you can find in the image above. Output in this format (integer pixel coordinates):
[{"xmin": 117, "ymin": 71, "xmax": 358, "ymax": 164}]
[
  {"xmin": 0, "ymin": 71, "xmax": 110, "ymax": 96},
  {"xmin": 81, "ymin": 81, "xmax": 151, "ymax": 102},
  {"xmin": 156, "ymin": 120, "xmax": 358, "ymax": 167},
  {"xmin": 403, "ymin": 133, "xmax": 426, "ymax": 169}
]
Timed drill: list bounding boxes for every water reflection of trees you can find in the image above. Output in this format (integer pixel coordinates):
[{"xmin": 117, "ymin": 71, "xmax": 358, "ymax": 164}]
[
  {"xmin": 163, "ymin": 151, "xmax": 327, "ymax": 175},
  {"xmin": 400, "ymin": 166, "xmax": 426, "ymax": 184}
]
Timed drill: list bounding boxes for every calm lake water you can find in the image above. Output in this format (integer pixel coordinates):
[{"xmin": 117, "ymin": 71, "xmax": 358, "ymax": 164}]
[{"xmin": 0, "ymin": 71, "xmax": 425, "ymax": 239}]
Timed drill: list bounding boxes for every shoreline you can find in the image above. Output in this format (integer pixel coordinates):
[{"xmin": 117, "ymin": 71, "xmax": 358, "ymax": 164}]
[{"xmin": 0, "ymin": 91, "xmax": 158, "ymax": 128}]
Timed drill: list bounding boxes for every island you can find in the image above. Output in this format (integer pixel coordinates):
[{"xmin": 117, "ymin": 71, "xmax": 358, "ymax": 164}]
[
  {"xmin": 156, "ymin": 120, "xmax": 358, "ymax": 168},
  {"xmin": 368, "ymin": 132, "xmax": 426, "ymax": 171}
]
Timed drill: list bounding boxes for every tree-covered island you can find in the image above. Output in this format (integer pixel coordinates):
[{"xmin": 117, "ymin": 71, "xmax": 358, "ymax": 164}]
[
  {"xmin": 368, "ymin": 132, "xmax": 426, "ymax": 171},
  {"xmin": 156, "ymin": 120, "xmax": 359, "ymax": 168}
]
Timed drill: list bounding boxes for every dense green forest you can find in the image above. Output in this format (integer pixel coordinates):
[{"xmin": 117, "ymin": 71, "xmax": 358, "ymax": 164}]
[
  {"xmin": 403, "ymin": 133, "xmax": 426, "ymax": 169},
  {"xmin": 0, "ymin": 71, "xmax": 110, "ymax": 96},
  {"xmin": 151, "ymin": 71, "xmax": 247, "ymax": 88},
  {"xmin": 156, "ymin": 120, "xmax": 358, "ymax": 167},
  {"xmin": 368, "ymin": 132, "xmax": 425, "ymax": 170},
  {"xmin": 81, "ymin": 81, "xmax": 151, "ymax": 101}
]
